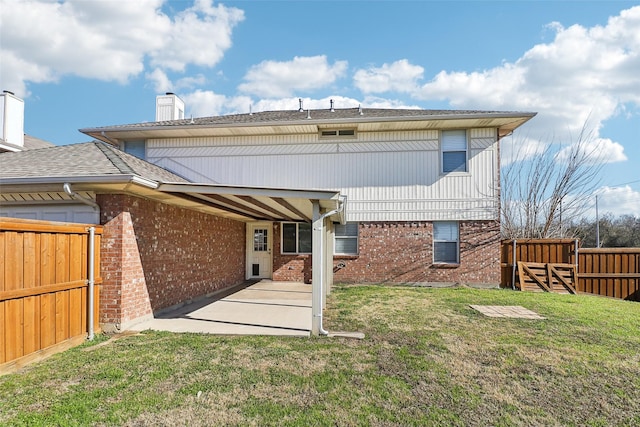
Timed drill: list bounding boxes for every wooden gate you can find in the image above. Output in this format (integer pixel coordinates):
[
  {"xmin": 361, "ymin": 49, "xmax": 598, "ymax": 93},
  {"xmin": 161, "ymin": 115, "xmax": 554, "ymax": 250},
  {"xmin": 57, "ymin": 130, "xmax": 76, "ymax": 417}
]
[
  {"xmin": 517, "ymin": 262, "xmax": 577, "ymax": 294},
  {"xmin": 0, "ymin": 218, "xmax": 102, "ymax": 373}
]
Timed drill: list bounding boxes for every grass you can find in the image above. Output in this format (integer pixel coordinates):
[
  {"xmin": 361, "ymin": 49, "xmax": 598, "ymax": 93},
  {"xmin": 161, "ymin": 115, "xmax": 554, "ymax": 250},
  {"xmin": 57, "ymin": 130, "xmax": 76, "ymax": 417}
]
[{"xmin": 1, "ymin": 285, "xmax": 639, "ymax": 426}]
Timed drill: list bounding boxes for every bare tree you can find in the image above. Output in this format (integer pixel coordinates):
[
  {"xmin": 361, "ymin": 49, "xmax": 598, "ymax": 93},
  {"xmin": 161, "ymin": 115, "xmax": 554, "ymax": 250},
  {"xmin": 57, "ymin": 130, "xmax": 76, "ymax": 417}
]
[{"xmin": 501, "ymin": 121, "xmax": 605, "ymax": 239}]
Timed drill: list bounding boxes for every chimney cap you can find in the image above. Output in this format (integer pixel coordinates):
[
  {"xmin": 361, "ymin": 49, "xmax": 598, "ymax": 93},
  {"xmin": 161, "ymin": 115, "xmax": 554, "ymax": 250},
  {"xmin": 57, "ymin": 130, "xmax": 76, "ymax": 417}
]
[{"xmin": 165, "ymin": 92, "xmax": 175, "ymax": 96}]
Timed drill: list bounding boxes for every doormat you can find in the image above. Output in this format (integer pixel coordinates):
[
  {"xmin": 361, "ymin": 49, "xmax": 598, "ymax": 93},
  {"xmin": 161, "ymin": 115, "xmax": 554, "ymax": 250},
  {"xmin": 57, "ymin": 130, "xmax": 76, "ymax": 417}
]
[{"xmin": 469, "ymin": 305, "xmax": 545, "ymax": 319}]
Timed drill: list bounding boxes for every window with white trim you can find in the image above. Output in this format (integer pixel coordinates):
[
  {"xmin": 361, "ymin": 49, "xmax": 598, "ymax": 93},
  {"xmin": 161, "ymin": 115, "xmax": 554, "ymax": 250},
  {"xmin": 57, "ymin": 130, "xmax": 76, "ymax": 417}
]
[
  {"xmin": 441, "ymin": 130, "xmax": 467, "ymax": 173},
  {"xmin": 334, "ymin": 222, "xmax": 358, "ymax": 255},
  {"xmin": 433, "ymin": 222, "xmax": 459, "ymax": 264},
  {"xmin": 281, "ymin": 222, "xmax": 312, "ymax": 254}
]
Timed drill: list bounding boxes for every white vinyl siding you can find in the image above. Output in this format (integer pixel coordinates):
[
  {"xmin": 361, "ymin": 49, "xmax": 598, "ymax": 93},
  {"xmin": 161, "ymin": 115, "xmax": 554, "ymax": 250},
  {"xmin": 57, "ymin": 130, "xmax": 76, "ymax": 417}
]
[
  {"xmin": 334, "ymin": 222, "xmax": 358, "ymax": 255},
  {"xmin": 433, "ymin": 222, "xmax": 459, "ymax": 264},
  {"xmin": 282, "ymin": 222, "xmax": 312, "ymax": 254},
  {"xmin": 441, "ymin": 130, "xmax": 467, "ymax": 173},
  {"xmin": 146, "ymin": 128, "xmax": 498, "ymax": 222},
  {"xmin": 0, "ymin": 204, "xmax": 99, "ymax": 224}
]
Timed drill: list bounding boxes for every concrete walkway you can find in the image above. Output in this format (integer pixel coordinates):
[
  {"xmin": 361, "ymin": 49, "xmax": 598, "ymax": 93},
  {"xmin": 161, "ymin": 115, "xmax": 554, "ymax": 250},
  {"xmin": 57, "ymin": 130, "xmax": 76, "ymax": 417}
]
[{"xmin": 128, "ymin": 280, "xmax": 312, "ymax": 336}]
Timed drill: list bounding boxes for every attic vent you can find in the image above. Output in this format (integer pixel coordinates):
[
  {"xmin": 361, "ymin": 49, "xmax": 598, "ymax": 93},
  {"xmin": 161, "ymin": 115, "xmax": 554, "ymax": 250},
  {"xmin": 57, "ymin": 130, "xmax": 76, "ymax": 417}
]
[{"xmin": 320, "ymin": 129, "xmax": 356, "ymax": 139}]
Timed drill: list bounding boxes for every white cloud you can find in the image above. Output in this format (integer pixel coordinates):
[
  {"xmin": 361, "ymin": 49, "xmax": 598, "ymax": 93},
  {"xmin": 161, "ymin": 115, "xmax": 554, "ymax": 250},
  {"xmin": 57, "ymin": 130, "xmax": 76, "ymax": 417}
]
[
  {"xmin": 555, "ymin": 137, "xmax": 627, "ymax": 165},
  {"xmin": 238, "ymin": 55, "xmax": 348, "ymax": 98},
  {"xmin": 182, "ymin": 89, "xmax": 251, "ymax": 117},
  {"xmin": 0, "ymin": 0, "xmax": 243, "ymax": 97},
  {"xmin": 592, "ymin": 186, "xmax": 640, "ymax": 217},
  {"xmin": 146, "ymin": 68, "xmax": 173, "ymax": 94},
  {"xmin": 412, "ymin": 6, "xmax": 640, "ymax": 165},
  {"xmin": 353, "ymin": 59, "xmax": 424, "ymax": 94},
  {"xmin": 150, "ymin": 0, "xmax": 244, "ymax": 72}
]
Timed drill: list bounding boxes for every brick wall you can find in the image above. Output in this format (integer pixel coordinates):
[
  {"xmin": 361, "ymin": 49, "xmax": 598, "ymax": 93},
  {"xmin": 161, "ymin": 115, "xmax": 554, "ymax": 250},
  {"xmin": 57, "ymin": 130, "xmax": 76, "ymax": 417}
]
[
  {"xmin": 272, "ymin": 220, "xmax": 501, "ymax": 286},
  {"xmin": 97, "ymin": 194, "xmax": 246, "ymax": 328},
  {"xmin": 100, "ymin": 210, "xmax": 151, "ymax": 330},
  {"xmin": 334, "ymin": 221, "xmax": 501, "ymax": 285}
]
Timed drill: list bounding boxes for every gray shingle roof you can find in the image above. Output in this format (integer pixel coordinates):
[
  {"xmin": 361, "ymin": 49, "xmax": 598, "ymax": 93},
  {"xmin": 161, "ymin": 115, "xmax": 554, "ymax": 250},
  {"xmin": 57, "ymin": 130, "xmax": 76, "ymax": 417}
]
[
  {"xmin": 0, "ymin": 141, "xmax": 188, "ymax": 183},
  {"xmin": 0, "ymin": 134, "xmax": 55, "ymax": 152},
  {"xmin": 82, "ymin": 107, "xmax": 534, "ymax": 131}
]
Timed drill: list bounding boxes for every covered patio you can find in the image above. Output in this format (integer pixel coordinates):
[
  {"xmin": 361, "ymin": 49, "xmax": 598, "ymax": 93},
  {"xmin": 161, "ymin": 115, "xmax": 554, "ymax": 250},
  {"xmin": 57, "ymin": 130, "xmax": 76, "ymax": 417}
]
[{"xmin": 128, "ymin": 280, "xmax": 312, "ymax": 336}]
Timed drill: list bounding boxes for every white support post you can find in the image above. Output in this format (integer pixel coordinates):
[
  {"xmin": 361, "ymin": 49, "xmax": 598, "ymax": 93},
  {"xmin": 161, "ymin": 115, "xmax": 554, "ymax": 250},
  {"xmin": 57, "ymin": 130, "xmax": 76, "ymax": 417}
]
[{"xmin": 311, "ymin": 201, "xmax": 323, "ymax": 336}]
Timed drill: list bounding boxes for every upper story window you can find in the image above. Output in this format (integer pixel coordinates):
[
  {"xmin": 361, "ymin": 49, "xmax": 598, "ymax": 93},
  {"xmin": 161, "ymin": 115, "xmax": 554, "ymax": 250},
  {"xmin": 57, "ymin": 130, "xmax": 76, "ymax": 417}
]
[
  {"xmin": 319, "ymin": 129, "xmax": 356, "ymax": 139},
  {"xmin": 123, "ymin": 140, "xmax": 146, "ymax": 160},
  {"xmin": 441, "ymin": 130, "xmax": 467, "ymax": 173},
  {"xmin": 433, "ymin": 221, "xmax": 459, "ymax": 264},
  {"xmin": 334, "ymin": 222, "xmax": 358, "ymax": 255},
  {"xmin": 282, "ymin": 222, "xmax": 312, "ymax": 254}
]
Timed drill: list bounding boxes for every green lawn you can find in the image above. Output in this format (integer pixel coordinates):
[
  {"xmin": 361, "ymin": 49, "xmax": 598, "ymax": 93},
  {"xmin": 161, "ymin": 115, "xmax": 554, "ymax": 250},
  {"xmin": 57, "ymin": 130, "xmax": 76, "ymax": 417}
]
[{"xmin": 1, "ymin": 286, "xmax": 639, "ymax": 426}]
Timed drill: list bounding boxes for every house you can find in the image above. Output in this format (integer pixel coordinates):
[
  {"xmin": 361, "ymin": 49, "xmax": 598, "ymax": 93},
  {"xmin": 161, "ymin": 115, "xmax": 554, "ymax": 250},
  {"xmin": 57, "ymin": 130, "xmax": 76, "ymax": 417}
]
[
  {"xmin": 81, "ymin": 94, "xmax": 535, "ymax": 287},
  {"xmin": 0, "ymin": 93, "xmax": 535, "ymax": 335}
]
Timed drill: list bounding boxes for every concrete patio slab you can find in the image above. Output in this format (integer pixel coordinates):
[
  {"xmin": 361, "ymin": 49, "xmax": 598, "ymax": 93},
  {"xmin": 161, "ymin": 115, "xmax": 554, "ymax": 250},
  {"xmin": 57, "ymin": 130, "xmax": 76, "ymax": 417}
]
[{"xmin": 128, "ymin": 280, "xmax": 312, "ymax": 336}]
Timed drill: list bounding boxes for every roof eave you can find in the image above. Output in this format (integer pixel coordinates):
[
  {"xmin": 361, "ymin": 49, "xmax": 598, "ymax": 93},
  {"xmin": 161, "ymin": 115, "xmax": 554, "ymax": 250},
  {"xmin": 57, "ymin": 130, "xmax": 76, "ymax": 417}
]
[
  {"xmin": 0, "ymin": 174, "xmax": 159, "ymax": 191},
  {"xmin": 81, "ymin": 111, "xmax": 537, "ymax": 142}
]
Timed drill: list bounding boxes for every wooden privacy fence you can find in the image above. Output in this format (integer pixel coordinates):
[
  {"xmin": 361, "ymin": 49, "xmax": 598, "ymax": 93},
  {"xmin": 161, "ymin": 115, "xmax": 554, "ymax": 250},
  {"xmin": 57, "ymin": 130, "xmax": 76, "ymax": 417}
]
[
  {"xmin": 1, "ymin": 218, "xmax": 102, "ymax": 373},
  {"xmin": 502, "ymin": 239, "xmax": 640, "ymax": 302},
  {"xmin": 578, "ymin": 248, "xmax": 640, "ymax": 301}
]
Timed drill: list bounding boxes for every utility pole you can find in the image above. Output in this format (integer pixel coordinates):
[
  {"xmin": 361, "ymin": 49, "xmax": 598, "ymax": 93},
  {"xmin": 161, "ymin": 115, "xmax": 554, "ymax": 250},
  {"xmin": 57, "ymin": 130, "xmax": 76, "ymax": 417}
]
[{"xmin": 595, "ymin": 195, "xmax": 600, "ymax": 248}]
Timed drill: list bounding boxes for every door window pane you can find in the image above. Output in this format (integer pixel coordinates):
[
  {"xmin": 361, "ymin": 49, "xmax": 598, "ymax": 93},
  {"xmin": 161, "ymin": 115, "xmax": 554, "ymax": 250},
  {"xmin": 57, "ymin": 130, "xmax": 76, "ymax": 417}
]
[{"xmin": 254, "ymin": 229, "xmax": 268, "ymax": 252}]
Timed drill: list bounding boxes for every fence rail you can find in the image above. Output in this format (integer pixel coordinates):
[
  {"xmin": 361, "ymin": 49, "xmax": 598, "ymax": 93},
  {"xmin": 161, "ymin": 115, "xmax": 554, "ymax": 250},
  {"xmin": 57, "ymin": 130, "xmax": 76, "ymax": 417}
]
[
  {"xmin": 1, "ymin": 218, "xmax": 102, "ymax": 371},
  {"xmin": 501, "ymin": 239, "xmax": 639, "ymax": 301}
]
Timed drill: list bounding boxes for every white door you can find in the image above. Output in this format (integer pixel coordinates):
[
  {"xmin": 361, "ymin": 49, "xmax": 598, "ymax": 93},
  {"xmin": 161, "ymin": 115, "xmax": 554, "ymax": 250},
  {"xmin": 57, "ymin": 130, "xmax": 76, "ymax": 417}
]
[{"xmin": 246, "ymin": 222, "xmax": 273, "ymax": 279}]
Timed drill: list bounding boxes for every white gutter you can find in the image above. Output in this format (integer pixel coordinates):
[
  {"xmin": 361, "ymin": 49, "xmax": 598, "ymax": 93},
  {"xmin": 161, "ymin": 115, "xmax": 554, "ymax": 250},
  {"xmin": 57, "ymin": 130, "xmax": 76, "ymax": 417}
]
[
  {"xmin": 1, "ymin": 175, "xmax": 158, "ymax": 188},
  {"xmin": 312, "ymin": 195, "xmax": 346, "ymax": 336}
]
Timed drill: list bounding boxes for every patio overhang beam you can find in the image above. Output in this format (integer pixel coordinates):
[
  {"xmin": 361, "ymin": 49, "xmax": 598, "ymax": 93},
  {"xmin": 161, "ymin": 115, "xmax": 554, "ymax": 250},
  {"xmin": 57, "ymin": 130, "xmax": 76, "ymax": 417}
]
[
  {"xmin": 165, "ymin": 191, "xmax": 269, "ymax": 221},
  {"xmin": 157, "ymin": 182, "xmax": 343, "ymax": 224}
]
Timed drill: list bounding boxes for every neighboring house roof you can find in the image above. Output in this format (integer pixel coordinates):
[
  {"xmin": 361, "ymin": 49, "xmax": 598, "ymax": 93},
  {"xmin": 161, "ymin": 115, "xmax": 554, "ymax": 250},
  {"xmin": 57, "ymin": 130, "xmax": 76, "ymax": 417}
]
[
  {"xmin": 80, "ymin": 107, "xmax": 537, "ymax": 142},
  {"xmin": 0, "ymin": 134, "xmax": 55, "ymax": 153},
  {"xmin": 0, "ymin": 141, "xmax": 188, "ymax": 183}
]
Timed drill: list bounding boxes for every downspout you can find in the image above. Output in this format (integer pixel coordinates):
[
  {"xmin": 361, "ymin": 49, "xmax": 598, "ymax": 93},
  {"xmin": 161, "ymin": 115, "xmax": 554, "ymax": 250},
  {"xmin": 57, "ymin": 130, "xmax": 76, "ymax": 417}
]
[
  {"xmin": 314, "ymin": 196, "xmax": 346, "ymax": 336},
  {"xmin": 88, "ymin": 226, "xmax": 95, "ymax": 340},
  {"xmin": 64, "ymin": 183, "xmax": 99, "ymax": 340}
]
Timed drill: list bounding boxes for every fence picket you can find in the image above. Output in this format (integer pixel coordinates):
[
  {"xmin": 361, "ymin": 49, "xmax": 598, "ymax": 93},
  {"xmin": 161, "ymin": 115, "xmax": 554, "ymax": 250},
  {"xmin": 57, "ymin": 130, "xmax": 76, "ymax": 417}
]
[
  {"xmin": 502, "ymin": 240, "xmax": 640, "ymax": 301},
  {"xmin": 1, "ymin": 218, "xmax": 103, "ymax": 371}
]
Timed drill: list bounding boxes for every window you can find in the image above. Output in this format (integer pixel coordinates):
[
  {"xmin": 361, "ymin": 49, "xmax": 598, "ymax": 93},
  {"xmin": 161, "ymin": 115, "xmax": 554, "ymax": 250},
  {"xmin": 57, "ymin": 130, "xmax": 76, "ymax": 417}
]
[
  {"xmin": 441, "ymin": 130, "xmax": 467, "ymax": 173},
  {"xmin": 282, "ymin": 222, "xmax": 312, "ymax": 254},
  {"xmin": 433, "ymin": 222, "xmax": 459, "ymax": 264},
  {"xmin": 334, "ymin": 222, "xmax": 358, "ymax": 255},
  {"xmin": 320, "ymin": 129, "xmax": 356, "ymax": 138},
  {"xmin": 123, "ymin": 140, "xmax": 146, "ymax": 160}
]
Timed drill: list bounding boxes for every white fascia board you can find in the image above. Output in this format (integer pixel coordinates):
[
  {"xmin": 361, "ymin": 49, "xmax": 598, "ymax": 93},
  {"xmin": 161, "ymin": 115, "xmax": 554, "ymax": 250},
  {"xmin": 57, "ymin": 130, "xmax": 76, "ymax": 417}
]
[
  {"xmin": 158, "ymin": 182, "xmax": 341, "ymax": 201},
  {"xmin": 0, "ymin": 175, "xmax": 159, "ymax": 190}
]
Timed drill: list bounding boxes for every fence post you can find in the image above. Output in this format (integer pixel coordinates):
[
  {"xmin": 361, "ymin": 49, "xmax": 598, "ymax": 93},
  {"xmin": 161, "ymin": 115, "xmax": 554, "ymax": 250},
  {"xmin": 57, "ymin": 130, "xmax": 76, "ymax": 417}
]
[{"xmin": 511, "ymin": 239, "xmax": 517, "ymax": 290}]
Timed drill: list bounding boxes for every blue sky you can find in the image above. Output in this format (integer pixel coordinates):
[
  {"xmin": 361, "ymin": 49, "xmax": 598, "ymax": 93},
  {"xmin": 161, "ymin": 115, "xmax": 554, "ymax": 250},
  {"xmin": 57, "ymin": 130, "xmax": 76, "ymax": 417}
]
[{"xmin": 1, "ymin": 0, "xmax": 639, "ymax": 218}]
